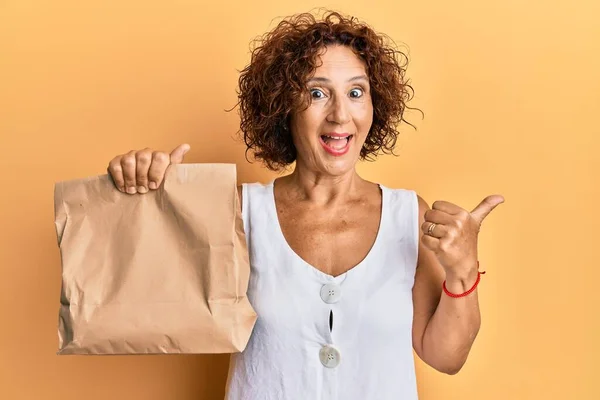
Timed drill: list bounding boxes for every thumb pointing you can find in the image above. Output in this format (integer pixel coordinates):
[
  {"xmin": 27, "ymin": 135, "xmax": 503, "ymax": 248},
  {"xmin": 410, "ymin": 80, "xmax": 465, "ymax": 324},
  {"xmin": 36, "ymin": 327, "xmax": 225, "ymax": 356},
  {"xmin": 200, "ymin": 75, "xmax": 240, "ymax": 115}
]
[
  {"xmin": 470, "ymin": 194, "xmax": 505, "ymax": 224},
  {"xmin": 170, "ymin": 143, "xmax": 190, "ymax": 164}
]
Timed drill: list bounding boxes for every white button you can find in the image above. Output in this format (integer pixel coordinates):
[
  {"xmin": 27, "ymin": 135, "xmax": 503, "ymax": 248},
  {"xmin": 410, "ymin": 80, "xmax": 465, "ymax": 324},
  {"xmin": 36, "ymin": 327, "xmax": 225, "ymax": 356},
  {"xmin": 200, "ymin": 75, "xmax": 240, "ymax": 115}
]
[
  {"xmin": 320, "ymin": 283, "xmax": 342, "ymax": 304},
  {"xmin": 319, "ymin": 345, "xmax": 341, "ymax": 368}
]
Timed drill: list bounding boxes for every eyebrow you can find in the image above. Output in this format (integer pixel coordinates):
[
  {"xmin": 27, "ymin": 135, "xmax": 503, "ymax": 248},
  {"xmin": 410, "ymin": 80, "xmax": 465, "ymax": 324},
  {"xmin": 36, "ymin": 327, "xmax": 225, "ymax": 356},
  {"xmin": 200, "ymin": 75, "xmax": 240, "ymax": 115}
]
[{"xmin": 307, "ymin": 75, "xmax": 369, "ymax": 84}]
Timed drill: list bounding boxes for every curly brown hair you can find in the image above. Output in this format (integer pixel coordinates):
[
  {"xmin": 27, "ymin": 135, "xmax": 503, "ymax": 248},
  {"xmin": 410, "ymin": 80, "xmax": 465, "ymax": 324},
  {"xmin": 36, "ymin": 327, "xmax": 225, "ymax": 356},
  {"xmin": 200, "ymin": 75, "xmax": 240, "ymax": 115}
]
[{"xmin": 234, "ymin": 9, "xmax": 418, "ymax": 171}]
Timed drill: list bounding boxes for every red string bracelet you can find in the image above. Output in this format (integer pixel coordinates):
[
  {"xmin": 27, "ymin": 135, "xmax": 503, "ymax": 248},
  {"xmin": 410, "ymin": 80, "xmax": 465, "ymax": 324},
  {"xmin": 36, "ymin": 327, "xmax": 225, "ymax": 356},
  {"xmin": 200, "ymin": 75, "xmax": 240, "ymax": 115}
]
[{"xmin": 442, "ymin": 261, "xmax": 486, "ymax": 298}]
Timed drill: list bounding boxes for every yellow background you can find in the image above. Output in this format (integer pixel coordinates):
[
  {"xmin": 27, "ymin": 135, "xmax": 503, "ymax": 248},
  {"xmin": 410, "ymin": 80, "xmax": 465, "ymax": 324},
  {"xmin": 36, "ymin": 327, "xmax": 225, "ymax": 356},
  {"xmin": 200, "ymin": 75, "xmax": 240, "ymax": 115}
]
[{"xmin": 1, "ymin": 0, "xmax": 598, "ymax": 399}]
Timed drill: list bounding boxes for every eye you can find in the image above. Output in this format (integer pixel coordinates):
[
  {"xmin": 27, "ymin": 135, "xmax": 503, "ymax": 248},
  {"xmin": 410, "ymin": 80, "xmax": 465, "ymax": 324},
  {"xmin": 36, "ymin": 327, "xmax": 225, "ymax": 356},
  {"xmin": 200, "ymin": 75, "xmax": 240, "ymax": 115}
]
[
  {"xmin": 310, "ymin": 88, "xmax": 326, "ymax": 99},
  {"xmin": 349, "ymin": 88, "xmax": 363, "ymax": 98}
]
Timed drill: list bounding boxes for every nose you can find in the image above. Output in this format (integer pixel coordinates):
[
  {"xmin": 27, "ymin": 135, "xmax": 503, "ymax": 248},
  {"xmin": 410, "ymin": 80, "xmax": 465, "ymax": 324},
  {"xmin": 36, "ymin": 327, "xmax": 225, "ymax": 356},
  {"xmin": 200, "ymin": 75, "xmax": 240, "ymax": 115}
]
[{"xmin": 326, "ymin": 95, "xmax": 351, "ymax": 125}]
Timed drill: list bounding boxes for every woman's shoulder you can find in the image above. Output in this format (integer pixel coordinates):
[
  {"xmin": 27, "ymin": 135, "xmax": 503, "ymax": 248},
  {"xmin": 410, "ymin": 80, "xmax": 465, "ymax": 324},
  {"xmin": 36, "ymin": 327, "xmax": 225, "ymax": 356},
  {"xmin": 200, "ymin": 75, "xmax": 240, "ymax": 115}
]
[
  {"xmin": 374, "ymin": 182, "xmax": 428, "ymax": 214},
  {"xmin": 236, "ymin": 181, "xmax": 274, "ymax": 207},
  {"xmin": 373, "ymin": 181, "xmax": 418, "ymax": 198}
]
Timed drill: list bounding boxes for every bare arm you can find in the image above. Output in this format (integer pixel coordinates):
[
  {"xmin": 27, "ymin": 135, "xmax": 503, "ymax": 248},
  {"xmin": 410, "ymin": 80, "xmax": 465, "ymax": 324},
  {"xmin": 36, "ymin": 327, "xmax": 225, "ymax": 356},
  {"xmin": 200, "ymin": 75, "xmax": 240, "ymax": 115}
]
[{"xmin": 411, "ymin": 195, "xmax": 481, "ymax": 375}]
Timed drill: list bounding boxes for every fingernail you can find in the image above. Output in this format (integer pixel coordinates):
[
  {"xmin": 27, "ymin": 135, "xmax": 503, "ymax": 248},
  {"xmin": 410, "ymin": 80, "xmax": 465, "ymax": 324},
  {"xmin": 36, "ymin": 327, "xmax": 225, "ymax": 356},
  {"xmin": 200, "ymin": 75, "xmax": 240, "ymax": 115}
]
[
  {"xmin": 127, "ymin": 186, "xmax": 137, "ymax": 194},
  {"xmin": 137, "ymin": 186, "xmax": 148, "ymax": 194},
  {"xmin": 149, "ymin": 181, "xmax": 157, "ymax": 190}
]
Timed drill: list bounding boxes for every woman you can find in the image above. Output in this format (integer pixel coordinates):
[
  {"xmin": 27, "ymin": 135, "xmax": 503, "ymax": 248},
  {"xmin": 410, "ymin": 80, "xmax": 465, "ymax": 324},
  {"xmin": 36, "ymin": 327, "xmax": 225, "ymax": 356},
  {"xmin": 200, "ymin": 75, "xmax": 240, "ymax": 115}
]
[{"xmin": 107, "ymin": 10, "xmax": 504, "ymax": 399}]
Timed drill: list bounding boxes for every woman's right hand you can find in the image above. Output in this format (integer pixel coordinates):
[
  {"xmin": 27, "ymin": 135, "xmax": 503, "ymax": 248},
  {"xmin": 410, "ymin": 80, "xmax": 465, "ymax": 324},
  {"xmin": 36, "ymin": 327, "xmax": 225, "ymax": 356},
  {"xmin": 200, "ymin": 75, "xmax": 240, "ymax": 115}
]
[{"xmin": 107, "ymin": 144, "xmax": 190, "ymax": 194}]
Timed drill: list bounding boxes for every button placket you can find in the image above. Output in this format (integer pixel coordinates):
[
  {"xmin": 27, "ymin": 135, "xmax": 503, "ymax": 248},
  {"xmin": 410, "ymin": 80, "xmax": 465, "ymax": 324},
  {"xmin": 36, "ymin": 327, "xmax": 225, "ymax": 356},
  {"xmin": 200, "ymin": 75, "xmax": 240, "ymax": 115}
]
[{"xmin": 319, "ymin": 279, "xmax": 344, "ymax": 368}]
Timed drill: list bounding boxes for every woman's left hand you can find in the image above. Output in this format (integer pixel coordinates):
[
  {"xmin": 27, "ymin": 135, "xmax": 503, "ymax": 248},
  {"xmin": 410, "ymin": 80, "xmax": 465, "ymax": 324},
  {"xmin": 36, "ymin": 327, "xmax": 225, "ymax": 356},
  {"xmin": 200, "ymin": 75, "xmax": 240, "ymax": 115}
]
[{"xmin": 420, "ymin": 195, "xmax": 505, "ymax": 281}]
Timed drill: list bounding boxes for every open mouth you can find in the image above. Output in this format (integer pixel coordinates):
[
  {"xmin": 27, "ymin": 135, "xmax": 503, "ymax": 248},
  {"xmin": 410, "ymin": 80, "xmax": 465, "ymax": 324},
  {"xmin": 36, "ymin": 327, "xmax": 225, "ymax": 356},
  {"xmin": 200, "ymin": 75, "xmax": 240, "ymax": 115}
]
[{"xmin": 319, "ymin": 134, "xmax": 353, "ymax": 156}]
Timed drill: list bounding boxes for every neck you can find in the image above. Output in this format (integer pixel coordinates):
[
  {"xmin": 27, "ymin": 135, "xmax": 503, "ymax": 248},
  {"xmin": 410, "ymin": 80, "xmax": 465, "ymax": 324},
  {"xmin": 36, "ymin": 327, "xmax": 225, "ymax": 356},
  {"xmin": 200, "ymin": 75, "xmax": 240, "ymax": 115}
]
[{"xmin": 277, "ymin": 165, "xmax": 364, "ymax": 206}]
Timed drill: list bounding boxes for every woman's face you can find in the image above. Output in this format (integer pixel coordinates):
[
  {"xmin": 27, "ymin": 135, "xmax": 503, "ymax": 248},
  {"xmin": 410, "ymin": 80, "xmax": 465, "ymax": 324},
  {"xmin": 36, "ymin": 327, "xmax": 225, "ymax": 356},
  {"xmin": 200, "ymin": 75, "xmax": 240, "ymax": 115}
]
[{"xmin": 289, "ymin": 44, "xmax": 374, "ymax": 177}]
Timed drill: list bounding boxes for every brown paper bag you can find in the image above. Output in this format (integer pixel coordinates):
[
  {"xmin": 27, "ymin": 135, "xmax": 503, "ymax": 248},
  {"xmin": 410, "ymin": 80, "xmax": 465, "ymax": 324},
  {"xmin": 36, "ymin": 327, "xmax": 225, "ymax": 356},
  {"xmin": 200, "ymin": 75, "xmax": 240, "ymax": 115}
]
[{"xmin": 53, "ymin": 163, "xmax": 257, "ymax": 355}]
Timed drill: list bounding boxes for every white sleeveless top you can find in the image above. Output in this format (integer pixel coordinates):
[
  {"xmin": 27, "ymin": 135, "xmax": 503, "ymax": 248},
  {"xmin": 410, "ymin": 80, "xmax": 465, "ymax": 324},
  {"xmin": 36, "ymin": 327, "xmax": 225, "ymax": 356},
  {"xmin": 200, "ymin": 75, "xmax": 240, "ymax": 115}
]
[{"xmin": 225, "ymin": 181, "xmax": 420, "ymax": 400}]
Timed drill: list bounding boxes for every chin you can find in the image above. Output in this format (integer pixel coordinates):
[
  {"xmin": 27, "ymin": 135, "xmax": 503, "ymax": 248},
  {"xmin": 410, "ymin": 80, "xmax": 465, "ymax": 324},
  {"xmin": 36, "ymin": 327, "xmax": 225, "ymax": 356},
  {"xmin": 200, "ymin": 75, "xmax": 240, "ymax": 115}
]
[{"xmin": 318, "ymin": 157, "xmax": 359, "ymax": 176}]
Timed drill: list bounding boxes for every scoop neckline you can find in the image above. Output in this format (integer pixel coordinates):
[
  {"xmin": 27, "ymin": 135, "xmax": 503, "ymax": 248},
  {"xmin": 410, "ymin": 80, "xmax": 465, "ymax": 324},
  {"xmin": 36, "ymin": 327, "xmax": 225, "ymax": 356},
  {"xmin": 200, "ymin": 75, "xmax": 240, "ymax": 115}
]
[{"xmin": 268, "ymin": 179, "xmax": 386, "ymax": 282}]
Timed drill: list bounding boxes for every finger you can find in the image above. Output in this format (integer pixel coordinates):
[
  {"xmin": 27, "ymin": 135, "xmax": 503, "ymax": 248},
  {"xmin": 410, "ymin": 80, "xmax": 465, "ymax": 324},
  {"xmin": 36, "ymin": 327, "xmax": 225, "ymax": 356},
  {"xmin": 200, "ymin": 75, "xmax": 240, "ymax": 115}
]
[
  {"xmin": 431, "ymin": 200, "xmax": 463, "ymax": 215},
  {"xmin": 135, "ymin": 148, "xmax": 153, "ymax": 193},
  {"xmin": 420, "ymin": 233, "xmax": 440, "ymax": 252},
  {"xmin": 421, "ymin": 221, "xmax": 445, "ymax": 238},
  {"xmin": 120, "ymin": 150, "xmax": 138, "ymax": 194},
  {"xmin": 424, "ymin": 208, "xmax": 455, "ymax": 225},
  {"xmin": 147, "ymin": 151, "xmax": 171, "ymax": 189},
  {"xmin": 107, "ymin": 156, "xmax": 125, "ymax": 192},
  {"xmin": 470, "ymin": 195, "xmax": 505, "ymax": 224},
  {"xmin": 170, "ymin": 143, "xmax": 190, "ymax": 164}
]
